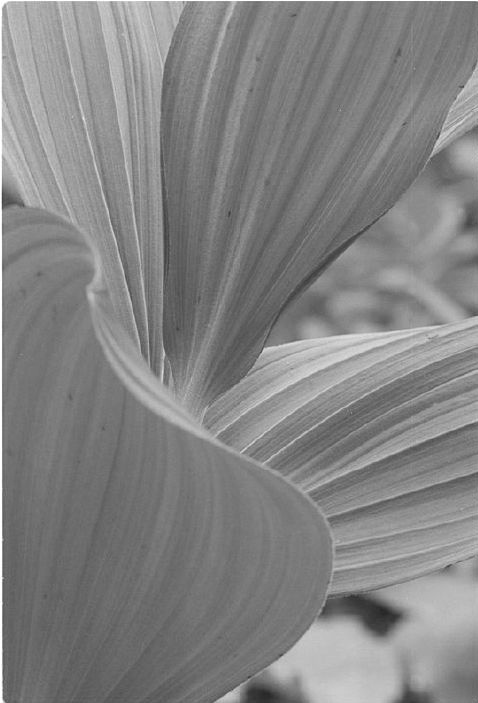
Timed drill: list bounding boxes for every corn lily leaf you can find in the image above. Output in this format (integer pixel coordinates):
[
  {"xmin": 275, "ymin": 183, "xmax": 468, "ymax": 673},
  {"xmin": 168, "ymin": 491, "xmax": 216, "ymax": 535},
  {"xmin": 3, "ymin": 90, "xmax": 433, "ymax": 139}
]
[
  {"xmin": 161, "ymin": 2, "xmax": 478, "ymax": 412},
  {"xmin": 2, "ymin": 2, "xmax": 182, "ymax": 372},
  {"xmin": 433, "ymin": 63, "xmax": 478, "ymax": 155},
  {"xmin": 205, "ymin": 322, "xmax": 478, "ymax": 595},
  {"xmin": 3, "ymin": 206, "xmax": 333, "ymax": 703}
]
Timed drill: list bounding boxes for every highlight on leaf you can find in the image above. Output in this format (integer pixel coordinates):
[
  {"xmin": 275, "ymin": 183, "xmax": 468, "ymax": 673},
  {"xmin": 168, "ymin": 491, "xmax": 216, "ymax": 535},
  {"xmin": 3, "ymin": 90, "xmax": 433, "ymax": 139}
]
[{"xmin": 3, "ymin": 2, "xmax": 478, "ymax": 702}]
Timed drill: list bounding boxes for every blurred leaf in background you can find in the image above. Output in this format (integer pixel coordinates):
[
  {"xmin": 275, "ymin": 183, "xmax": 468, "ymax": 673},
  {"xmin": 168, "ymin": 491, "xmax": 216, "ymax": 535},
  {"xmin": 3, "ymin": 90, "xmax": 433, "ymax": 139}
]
[
  {"xmin": 218, "ymin": 132, "xmax": 478, "ymax": 703},
  {"xmin": 268, "ymin": 131, "xmax": 478, "ymax": 343},
  {"xmin": 378, "ymin": 570, "xmax": 478, "ymax": 703}
]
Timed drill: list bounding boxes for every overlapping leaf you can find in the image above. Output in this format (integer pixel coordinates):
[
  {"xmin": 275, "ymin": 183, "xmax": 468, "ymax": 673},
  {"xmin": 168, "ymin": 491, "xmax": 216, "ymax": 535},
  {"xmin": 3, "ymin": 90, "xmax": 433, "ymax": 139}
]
[
  {"xmin": 161, "ymin": 1, "xmax": 478, "ymax": 413},
  {"xmin": 3, "ymin": 8, "xmax": 478, "ymax": 703},
  {"xmin": 433, "ymin": 64, "xmax": 478, "ymax": 155},
  {"xmin": 3, "ymin": 206, "xmax": 332, "ymax": 703},
  {"xmin": 3, "ymin": 2, "xmax": 183, "ymax": 372},
  {"xmin": 206, "ymin": 323, "xmax": 478, "ymax": 594}
]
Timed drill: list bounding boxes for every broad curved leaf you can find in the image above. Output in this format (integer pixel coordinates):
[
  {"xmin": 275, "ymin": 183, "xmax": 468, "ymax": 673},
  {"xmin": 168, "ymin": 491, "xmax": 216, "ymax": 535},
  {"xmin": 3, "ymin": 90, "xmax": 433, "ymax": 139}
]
[
  {"xmin": 161, "ymin": 1, "xmax": 478, "ymax": 413},
  {"xmin": 3, "ymin": 2, "xmax": 183, "ymax": 372},
  {"xmin": 205, "ymin": 323, "xmax": 478, "ymax": 594},
  {"xmin": 434, "ymin": 64, "xmax": 478, "ymax": 155},
  {"xmin": 3, "ymin": 207, "xmax": 333, "ymax": 703}
]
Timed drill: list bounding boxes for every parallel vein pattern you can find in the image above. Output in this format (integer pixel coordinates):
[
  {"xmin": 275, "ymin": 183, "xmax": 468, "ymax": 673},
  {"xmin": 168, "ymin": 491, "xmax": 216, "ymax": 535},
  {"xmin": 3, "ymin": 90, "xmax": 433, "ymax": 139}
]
[
  {"xmin": 3, "ymin": 206, "xmax": 332, "ymax": 703},
  {"xmin": 206, "ymin": 323, "xmax": 478, "ymax": 594},
  {"xmin": 433, "ymin": 63, "xmax": 478, "ymax": 154},
  {"xmin": 3, "ymin": 2, "xmax": 183, "ymax": 373},
  {"xmin": 161, "ymin": 1, "xmax": 478, "ymax": 412}
]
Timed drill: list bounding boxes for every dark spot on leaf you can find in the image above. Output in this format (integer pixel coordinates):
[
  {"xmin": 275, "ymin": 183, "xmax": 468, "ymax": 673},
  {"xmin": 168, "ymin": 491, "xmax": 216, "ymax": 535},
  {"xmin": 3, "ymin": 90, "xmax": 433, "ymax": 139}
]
[
  {"xmin": 227, "ymin": 209, "xmax": 231, "ymax": 218},
  {"xmin": 248, "ymin": 87, "xmax": 254, "ymax": 93},
  {"xmin": 42, "ymin": 593, "xmax": 48, "ymax": 600},
  {"xmin": 36, "ymin": 270, "xmax": 44, "ymax": 277},
  {"xmin": 289, "ymin": 12, "xmax": 298, "ymax": 17},
  {"xmin": 197, "ymin": 294, "xmax": 202, "ymax": 304},
  {"xmin": 101, "ymin": 424, "xmax": 106, "ymax": 432},
  {"xmin": 175, "ymin": 325, "xmax": 180, "ymax": 332},
  {"xmin": 402, "ymin": 120, "xmax": 408, "ymax": 127},
  {"xmin": 68, "ymin": 392, "xmax": 73, "ymax": 401},
  {"xmin": 255, "ymin": 54, "xmax": 262, "ymax": 62},
  {"xmin": 458, "ymin": 84, "xmax": 465, "ymax": 90}
]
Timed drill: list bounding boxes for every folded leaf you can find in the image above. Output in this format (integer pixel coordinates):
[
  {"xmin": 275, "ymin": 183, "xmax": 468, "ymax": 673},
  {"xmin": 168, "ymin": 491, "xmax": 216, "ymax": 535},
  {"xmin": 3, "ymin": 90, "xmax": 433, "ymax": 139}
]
[
  {"xmin": 3, "ymin": 2, "xmax": 183, "ymax": 372},
  {"xmin": 161, "ymin": 2, "xmax": 478, "ymax": 413},
  {"xmin": 2, "ymin": 158, "xmax": 24, "ymax": 208},
  {"xmin": 3, "ymin": 207, "xmax": 333, "ymax": 703},
  {"xmin": 205, "ymin": 323, "xmax": 478, "ymax": 594},
  {"xmin": 433, "ymin": 64, "xmax": 478, "ymax": 154}
]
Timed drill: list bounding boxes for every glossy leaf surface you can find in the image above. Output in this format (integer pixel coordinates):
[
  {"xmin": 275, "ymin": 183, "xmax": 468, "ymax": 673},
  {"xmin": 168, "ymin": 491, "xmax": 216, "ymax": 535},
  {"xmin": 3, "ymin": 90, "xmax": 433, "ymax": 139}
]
[
  {"xmin": 162, "ymin": 1, "xmax": 478, "ymax": 412},
  {"xmin": 206, "ymin": 324, "xmax": 478, "ymax": 594},
  {"xmin": 3, "ymin": 207, "xmax": 333, "ymax": 703}
]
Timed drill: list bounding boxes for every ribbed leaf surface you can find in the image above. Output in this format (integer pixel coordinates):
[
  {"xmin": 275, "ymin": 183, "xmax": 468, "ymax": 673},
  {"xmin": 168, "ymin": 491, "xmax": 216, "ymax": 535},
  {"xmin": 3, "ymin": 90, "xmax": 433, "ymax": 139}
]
[
  {"xmin": 206, "ymin": 324, "xmax": 478, "ymax": 594},
  {"xmin": 3, "ymin": 2, "xmax": 183, "ymax": 372},
  {"xmin": 3, "ymin": 207, "xmax": 332, "ymax": 703},
  {"xmin": 161, "ymin": 1, "xmax": 478, "ymax": 413},
  {"xmin": 434, "ymin": 64, "xmax": 478, "ymax": 154}
]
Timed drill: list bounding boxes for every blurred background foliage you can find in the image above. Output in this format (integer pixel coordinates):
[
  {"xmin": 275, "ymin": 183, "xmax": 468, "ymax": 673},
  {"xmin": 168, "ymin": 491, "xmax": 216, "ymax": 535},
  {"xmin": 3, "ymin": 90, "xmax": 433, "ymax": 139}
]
[
  {"xmin": 268, "ymin": 132, "xmax": 478, "ymax": 344},
  {"xmin": 219, "ymin": 132, "xmax": 478, "ymax": 703}
]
